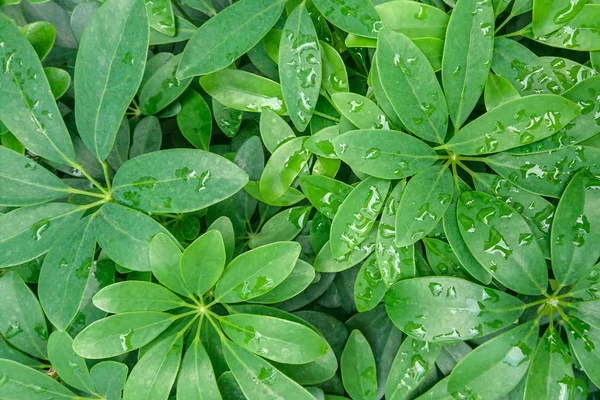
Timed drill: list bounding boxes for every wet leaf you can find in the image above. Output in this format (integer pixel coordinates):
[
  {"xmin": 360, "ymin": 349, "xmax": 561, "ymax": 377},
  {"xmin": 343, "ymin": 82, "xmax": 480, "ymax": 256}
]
[
  {"xmin": 312, "ymin": 0, "xmax": 381, "ymax": 38},
  {"xmin": 341, "ymin": 330, "xmax": 378, "ymax": 400}
]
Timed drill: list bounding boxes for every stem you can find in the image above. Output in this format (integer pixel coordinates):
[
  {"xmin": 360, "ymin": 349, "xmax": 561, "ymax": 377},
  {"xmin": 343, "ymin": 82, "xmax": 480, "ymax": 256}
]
[
  {"xmin": 65, "ymin": 187, "xmax": 107, "ymax": 199},
  {"xmin": 313, "ymin": 111, "xmax": 340, "ymax": 122},
  {"xmin": 498, "ymin": 28, "xmax": 528, "ymax": 39},
  {"xmin": 195, "ymin": 314, "xmax": 204, "ymax": 340},
  {"xmin": 222, "ymin": 303, "xmax": 236, "ymax": 315},
  {"xmin": 101, "ymin": 161, "xmax": 112, "ymax": 192},
  {"xmin": 495, "ymin": 13, "xmax": 514, "ymax": 34},
  {"xmin": 522, "ymin": 298, "xmax": 548, "ymax": 309},
  {"xmin": 69, "ymin": 163, "xmax": 109, "ymax": 195}
]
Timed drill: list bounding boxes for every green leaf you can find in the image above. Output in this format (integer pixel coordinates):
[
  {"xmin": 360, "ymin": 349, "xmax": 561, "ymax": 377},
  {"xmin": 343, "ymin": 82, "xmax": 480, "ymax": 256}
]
[
  {"xmin": 445, "ymin": 95, "xmax": 580, "ymax": 155},
  {"xmin": 250, "ymin": 259, "xmax": 315, "ymax": 304},
  {"xmin": 123, "ymin": 333, "xmax": 183, "ymax": 400},
  {"xmin": 332, "ymin": 93, "xmax": 391, "ymax": 130},
  {"xmin": 38, "ymin": 215, "xmax": 96, "ymax": 330},
  {"xmin": 551, "ymin": 169, "xmax": 600, "ymax": 286},
  {"xmin": 376, "ymin": 2, "xmax": 449, "ymax": 39},
  {"xmin": 220, "ymin": 314, "xmax": 328, "ymax": 364},
  {"xmin": 447, "ymin": 321, "xmax": 539, "ymax": 398},
  {"xmin": 0, "ymin": 146, "xmax": 70, "ymax": 206},
  {"xmin": 314, "ymin": 230, "xmax": 376, "ymax": 272},
  {"xmin": 354, "ymin": 253, "xmax": 386, "ymax": 312},
  {"xmin": 457, "ymin": 191, "xmax": 548, "ymax": 295},
  {"xmin": 248, "ymin": 206, "xmax": 311, "ymax": 248},
  {"xmin": 21, "ymin": 21, "xmax": 55, "ymax": 60},
  {"xmin": 566, "ymin": 317, "xmax": 600, "ymax": 387},
  {"xmin": 321, "ymin": 40, "xmax": 349, "ymax": 95},
  {"xmin": 0, "ymin": 359, "xmax": 77, "ymax": 399},
  {"xmin": 217, "ymin": 371, "xmax": 245, "ymax": 399},
  {"xmin": 279, "ymin": 3, "xmax": 321, "ymax": 131},
  {"xmin": 222, "ymin": 339, "xmax": 315, "ymax": 400},
  {"xmin": 94, "ymin": 203, "xmax": 175, "ymax": 271},
  {"xmin": 487, "ymin": 146, "xmax": 600, "ymax": 198},
  {"xmin": 523, "ymin": 329, "xmax": 574, "ymax": 400},
  {"xmin": 48, "ymin": 331, "xmax": 95, "ymax": 393},
  {"xmin": 215, "ymin": 241, "xmax": 301, "ymax": 303},
  {"xmin": 312, "ymin": 0, "xmax": 380, "ymax": 38},
  {"xmin": 395, "ymin": 164, "xmax": 453, "ymax": 247},
  {"xmin": 386, "ymin": 338, "xmax": 441, "ymax": 400},
  {"xmin": 150, "ymin": 15, "xmax": 196, "ymax": 45},
  {"xmin": 0, "ymin": 272, "xmax": 48, "ymax": 359},
  {"xmin": 177, "ymin": 0, "xmax": 286, "ymax": 78},
  {"xmin": 0, "ymin": 13, "xmax": 76, "ymax": 165},
  {"xmin": 330, "ymin": 176, "xmax": 389, "ymax": 258},
  {"xmin": 208, "ymin": 216, "xmax": 236, "ymax": 264},
  {"xmin": 259, "ymin": 108, "xmax": 296, "ymax": 153},
  {"xmin": 300, "ymin": 175, "xmax": 353, "ymax": 219},
  {"xmin": 376, "ymin": 180, "xmax": 416, "ymax": 286},
  {"xmin": 201, "ymin": 69, "xmax": 286, "ymax": 114},
  {"xmin": 533, "ymin": 0, "xmax": 587, "ymax": 36},
  {"xmin": 72, "ymin": 311, "xmax": 174, "ymax": 359},
  {"xmin": 129, "ymin": 117, "xmax": 161, "ymax": 159},
  {"xmin": 423, "ymin": 238, "xmax": 471, "ymax": 279},
  {"xmin": 145, "ymin": 0, "xmax": 175, "ymax": 36},
  {"xmin": 512, "ymin": 0, "xmax": 534, "ymax": 15},
  {"xmin": 525, "ymin": 5, "xmax": 600, "ymax": 51},
  {"xmin": 377, "ymin": 29, "xmax": 449, "ymax": 144},
  {"xmin": 74, "ymin": 0, "xmax": 148, "ymax": 161},
  {"xmin": 44, "ymin": 67, "xmax": 71, "ymax": 100},
  {"xmin": 177, "ymin": 337, "xmax": 222, "ymax": 400},
  {"xmin": 93, "ymin": 281, "xmax": 185, "ymax": 313},
  {"xmin": 0, "ymin": 203, "xmax": 84, "ymax": 268},
  {"xmin": 107, "ymin": 118, "xmax": 131, "ymax": 171},
  {"xmin": 214, "ymin": 98, "xmax": 243, "ymax": 137},
  {"xmin": 442, "ymin": 0, "xmax": 494, "ymax": 128},
  {"xmin": 112, "ymin": 149, "xmax": 249, "ymax": 213},
  {"xmin": 385, "ymin": 277, "xmax": 524, "ymax": 342},
  {"xmin": 181, "ymin": 230, "xmax": 226, "ymax": 295},
  {"xmin": 149, "ymin": 233, "xmax": 190, "ymax": 296},
  {"xmin": 260, "ymin": 137, "xmax": 311, "ymax": 203},
  {"xmin": 341, "ymin": 330, "xmax": 378, "ymax": 400},
  {"xmin": 570, "ymin": 300, "xmax": 600, "ymax": 330},
  {"xmin": 332, "ymin": 129, "xmax": 438, "ymax": 179},
  {"xmin": 139, "ymin": 53, "xmax": 192, "ymax": 116},
  {"xmin": 90, "ymin": 361, "xmax": 128, "ymax": 400},
  {"xmin": 484, "ymin": 73, "xmax": 521, "ymax": 111},
  {"xmin": 245, "ymin": 181, "xmax": 305, "ymax": 207},
  {"xmin": 177, "ymin": 89, "xmax": 212, "ymax": 150}
]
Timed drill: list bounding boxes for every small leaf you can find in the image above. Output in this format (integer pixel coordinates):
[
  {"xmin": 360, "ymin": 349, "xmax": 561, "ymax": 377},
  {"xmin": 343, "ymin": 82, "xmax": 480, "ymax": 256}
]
[
  {"xmin": 214, "ymin": 98, "xmax": 243, "ymax": 137},
  {"xmin": 314, "ymin": 231, "xmax": 376, "ymax": 273},
  {"xmin": 354, "ymin": 253, "xmax": 386, "ymax": 312},
  {"xmin": 566, "ymin": 317, "xmax": 600, "ymax": 387},
  {"xmin": 533, "ymin": 0, "xmax": 587, "ymax": 36},
  {"xmin": 341, "ymin": 330, "xmax": 378, "ymax": 400},
  {"xmin": 21, "ymin": 21, "xmax": 55, "ymax": 60},
  {"xmin": 93, "ymin": 281, "xmax": 185, "ymax": 313},
  {"xmin": 259, "ymin": 108, "xmax": 296, "ymax": 153},
  {"xmin": 312, "ymin": 0, "xmax": 380, "ymax": 38},
  {"xmin": 208, "ymin": 216, "xmax": 236, "ymax": 264},
  {"xmin": 250, "ymin": 259, "xmax": 315, "ymax": 304},
  {"xmin": 321, "ymin": 41, "xmax": 349, "ymax": 95},
  {"xmin": 145, "ymin": 0, "xmax": 175, "ymax": 36},
  {"xmin": 177, "ymin": 89, "xmax": 212, "ymax": 150},
  {"xmin": 248, "ymin": 206, "xmax": 311, "ymax": 248},
  {"xmin": 90, "ymin": 361, "xmax": 128, "ymax": 400},
  {"xmin": 150, "ymin": 15, "xmax": 196, "ymax": 45},
  {"xmin": 332, "ymin": 93, "xmax": 391, "ymax": 130},
  {"xmin": 47, "ymin": 331, "xmax": 95, "ymax": 393},
  {"xmin": 148, "ymin": 233, "xmax": 189, "ymax": 296},
  {"xmin": 484, "ymin": 73, "xmax": 520, "ymax": 111},
  {"xmin": 44, "ymin": 67, "xmax": 71, "ymax": 100},
  {"xmin": 181, "ymin": 230, "xmax": 226, "ymax": 295},
  {"xmin": 177, "ymin": 337, "xmax": 222, "ymax": 400},
  {"xmin": 385, "ymin": 277, "xmax": 524, "ymax": 342},
  {"xmin": 139, "ymin": 54, "xmax": 192, "ymax": 116},
  {"xmin": 300, "ymin": 175, "xmax": 353, "ymax": 219},
  {"xmin": 128, "ymin": 116, "xmax": 161, "ymax": 158}
]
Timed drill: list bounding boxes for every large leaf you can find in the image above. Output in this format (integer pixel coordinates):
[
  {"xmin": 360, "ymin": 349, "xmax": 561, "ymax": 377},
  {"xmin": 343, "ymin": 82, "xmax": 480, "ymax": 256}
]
[
  {"xmin": 92, "ymin": 281, "xmax": 186, "ymax": 313},
  {"xmin": 177, "ymin": 0, "xmax": 286, "ymax": 78},
  {"xmin": 0, "ymin": 360, "xmax": 76, "ymax": 399},
  {"xmin": 332, "ymin": 129, "xmax": 438, "ymax": 179},
  {"xmin": 532, "ymin": 0, "xmax": 587, "ymax": 36},
  {"xmin": 385, "ymin": 277, "xmax": 524, "ymax": 342},
  {"xmin": 442, "ymin": 0, "xmax": 494, "ymax": 128},
  {"xmin": 112, "ymin": 149, "xmax": 249, "ymax": 213},
  {"xmin": 312, "ymin": 0, "xmax": 380, "ymax": 38},
  {"xmin": 341, "ymin": 330, "xmax": 378, "ymax": 400},
  {"xmin": 377, "ymin": 29, "xmax": 448, "ymax": 144},
  {"xmin": 177, "ymin": 337, "xmax": 221, "ymax": 400},
  {"xmin": 457, "ymin": 191, "xmax": 548, "ymax": 295},
  {"xmin": 0, "ymin": 13, "xmax": 75, "ymax": 165},
  {"xmin": 181, "ymin": 230, "xmax": 226, "ymax": 295},
  {"xmin": 75, "ymin": 0, "xmax": 148, "ymax": 161},
  {"xmin": 376, "ymin": 1, "xmax": 449, "ymax": 39},
  {"xmin": 551, "ymin": 169, "xmax": 600, "ymax": 286},
  {"xmin": 148, "ymin": 233, "xmax": 190, "ymax": 296}
]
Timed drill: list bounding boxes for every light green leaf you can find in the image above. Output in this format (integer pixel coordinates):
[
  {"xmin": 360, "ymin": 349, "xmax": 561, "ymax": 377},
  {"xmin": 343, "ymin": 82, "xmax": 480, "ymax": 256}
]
[
  {"xmin": 377, "ymin": 29, "xmax": 449, "ymax": 144},
  {"xmin": 551, "ymin": 169, "xmax": 600, "ymax": 286},
  {"xmin": 321, "ymin": 40, "xmax": 349, "ymax": 95},
  {"xmin": 448, "ymin": 322, "xmax": 539, "ymax": 398},
  {"xmin": 484, "ymin": 72, "xmax": 520, "ymax": 111},
  {"xmin": 0, "ymin": 272, "xmax": 48, "ymax": 359},
  {"xmin": 314, "ymin": 230, "xmax": 376, "ymax": 273},
  {"xmin": 442, "ymin": 0, "xmax": 494, "ymax": 128},
  {"xmin": 39, "ymin": 216, "xmax": 96, "ymax": 330},
  {"xmin": 177, "ymin": 89, "xmax": 212, "ymax": 150},
  {"xmin": 0, "ymin": 13, "xmax": 76, "ymax": 165},
  {"xmin": 93, "ymin": 281, "xmax": 185, "ymax": 313},
  {"xmin": 145, "ymin": 0, "xmax": 175, "ymax": 36},
  {"xmin": 341, "ymin": 330, "xmax": 378, "ymax": 400},
  {"xmin": 74, "ymin": 0, "xmax": 148, "ymax": 161},
  {"xmin": 215, "ymin": 241, "xmax": 301, "ymax": 303},
  {"xmin": 73, "ymin": 311, "xmax": 174, "ymax": 359},
  {"xmin": 112, "ymin": 149, "xmax": 248, "ymax": 213},
  {"xmin": 149, "ymin": 233, "xmax": 189, "ymax": 296},
  {"xmin": 0, "ymin": 359, "xmax": 76, "ymax": 399},
  {"xmin": 386, "ymin": 338, "xmax": 441, "ymax": 400},
  {"xmin": 139, "ymin": 53, "xmax": 192, "ymax": 116},
  {"xmin": 90, "ymin": 361, "xmax": 128, "ymax": 400},
  {"xmin": 150, "ymin": 15, "xmax": 196, "ymax": 45},
  {"xmin": 250, "ymin": 259, "xmax": 315, "ymax": 304},
  {"xmin": 457, "ymin": 191, "xmax": 548, "ymax": 295},
  {"xmin": 223, "ymin": 339, "xmax": 315, "ymax": 400},
  {"xmin": 395, "ymin": 164, "xmax": 453, "ymax": 247},
  {"xmin": 259, "ymin": 108, "xmax": 296, "ymax": 154},
  {"xmin": 332, "ymin": 129, "xmax": 438, "ymax": 179},
  {"xmin": 279, "ymin": 3, "xmax": 321, "ymax": 131},
  {"xmin": 354, "ymin": 253, "xmax": 386, "ymax": 312},
  {"xmin": 300, "ymin": 175, "xmax": 353, "ymax": 219},
  {"xmin": 445, "ymin": 95, "xmax": 580, "ymax": 155},
  {"xmin": 0, "ymin": 203, "xmax": 84, "ymax": 268},
  {"xmin": 248, "ymin": 206, "xmax": 311, "ymax": 248},
  {"xmin": 312, "ymin": 0, "xmax": 380, "ymax": 38},
  {"xmin": 214, "ymin": 98, "xmax": 243, "ymax": 137},
  {"xmin": 181, "ymin": 230, "xmax": 225, "ymax": 295},
  {"xmin": 331, "ymin": 176, "xmax": 389, "ymax": 258},
  {"xmin": 332, "ymin": 93, "xmax": 392, "ymax": 130},
  {"xmin": 201, "ymin": 69, "xmax": 286, "ymax": 114},
  {"xmin": 533, "ymin": 0, "xmax": 587, "ymax": 36},
  {"xmin": 44, "ymin": 67, "xmax": 70, "ymax": 100},
  {"xmin": 245, "ymin": 181, "xmax": 306, "ymax": 207},
  {"xmin": 177, "ymin": 337, "xmax": 222, "ymax": 400},
  {"xmin": 48, "ymin": 331, "xmax": 95, "ymax": 393},
  {"xmin": 177, "ymin": 0, "xmax": 286, "ymax": 78},
  {"xmin": 385, "ymin": 277, "xmax": 524, "ymax": 342},
  {"xmin": 21, "ymin": 21, "xmax": 55, "ymax": 60},
  {"xmin": 376, "ymin": 2, "xmax": 449, "ymax": 39},
  {"xmin": 305, "ymin": 126, "xmax": 340, "ymax": 159}
]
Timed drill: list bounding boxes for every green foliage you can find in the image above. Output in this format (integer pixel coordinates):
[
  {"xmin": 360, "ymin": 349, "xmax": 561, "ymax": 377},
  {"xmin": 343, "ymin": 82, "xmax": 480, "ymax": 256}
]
[{"xmin": 0, "ymin": 0, "xmax": 599, "ymax": 399}]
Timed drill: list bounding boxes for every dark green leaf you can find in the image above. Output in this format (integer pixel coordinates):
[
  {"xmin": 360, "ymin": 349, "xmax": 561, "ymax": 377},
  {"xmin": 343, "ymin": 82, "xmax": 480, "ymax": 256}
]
[{"xmin": 177, "ymin": 89, "xmax": 212, "ymax": 150}]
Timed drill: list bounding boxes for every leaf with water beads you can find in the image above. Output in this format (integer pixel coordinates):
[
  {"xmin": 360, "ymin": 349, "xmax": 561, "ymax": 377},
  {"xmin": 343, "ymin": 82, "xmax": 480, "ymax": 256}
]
[
  {"xmin": 445, "ymin": 95, "xmax": 580, "ymax": 155},
  {"xmin": 353, "ymin": 253, "xmax": 386, "ymax": 313},
  {"xmin": 550, "ymin": 169, "xmax": 600, "ymax": 286},
  {"xmin": 376, "ymin": 2, "xmax": 449, "ymax": 40},
  {"xmin": 312, "ymin": 0, "xmax": 381, "ymax": 38},
  {"xmin": 384, "ymin": 277, "xmax": 524, "ymax": 343},
  {"xmin": 139, "ymin": 54, "xmax": 192, "ymax": 116},
  {"xmin": 300, "ymin": 175, "xmax": 353, "ymax": 219},
  {"xmin": 532, "ymin": 0, "xmax": 587, "ymax": 37},
  {"xmin": 376, "ymin": 29, "xmax": 449, "ymax": 144},
  {"xmin": 144, "ymin": 0, "xmax": 175, "ymax": 36},
  {"xmin": 250, "ymin": 260, "xmax": 315, "ymax": 304},
  {"xmin": 395, "ymin": 164, "xmax": 454, "ymax": 247},
  {"xmin": 0, "ymin": 359, "xmax": 77, "ymax": 399},
  {"xmin": 177, "ymin": 0, "xmax": 286, "ymax": 78},
  {"xmin": 564, "ymin": 317, "xmax": 600, "ymax": 388},
  {"xmin": 332, "ymin": 92, "xmax": 391, "ymax": 130},
  {"xmin": 423, "ymin": 238, "xmax": 471, "ymax": 280},
  {"xmin": 314, "ymin": 229, "xmax": 377, "ymax": 273},
  {"xmin": 321, "ymin": 40, "xmax": 349, "ymax": 95},
  {"xmin": 447, "ymin": 321, "xmax": 539, "ymax": 399},
  {"xmin": 330, "ymin": 176, "xmax": 389, "ymax": 259},
  {"xmin": 248, "ymin": 206, "xmax": 312, "ymax": 248},
  {"xmin": 341, "ymin": 330, "xmax": 378, "ymax": 400},
  {"xmin": 279, "ymin": 3, "xmax": 322, "ymax": 131}
]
